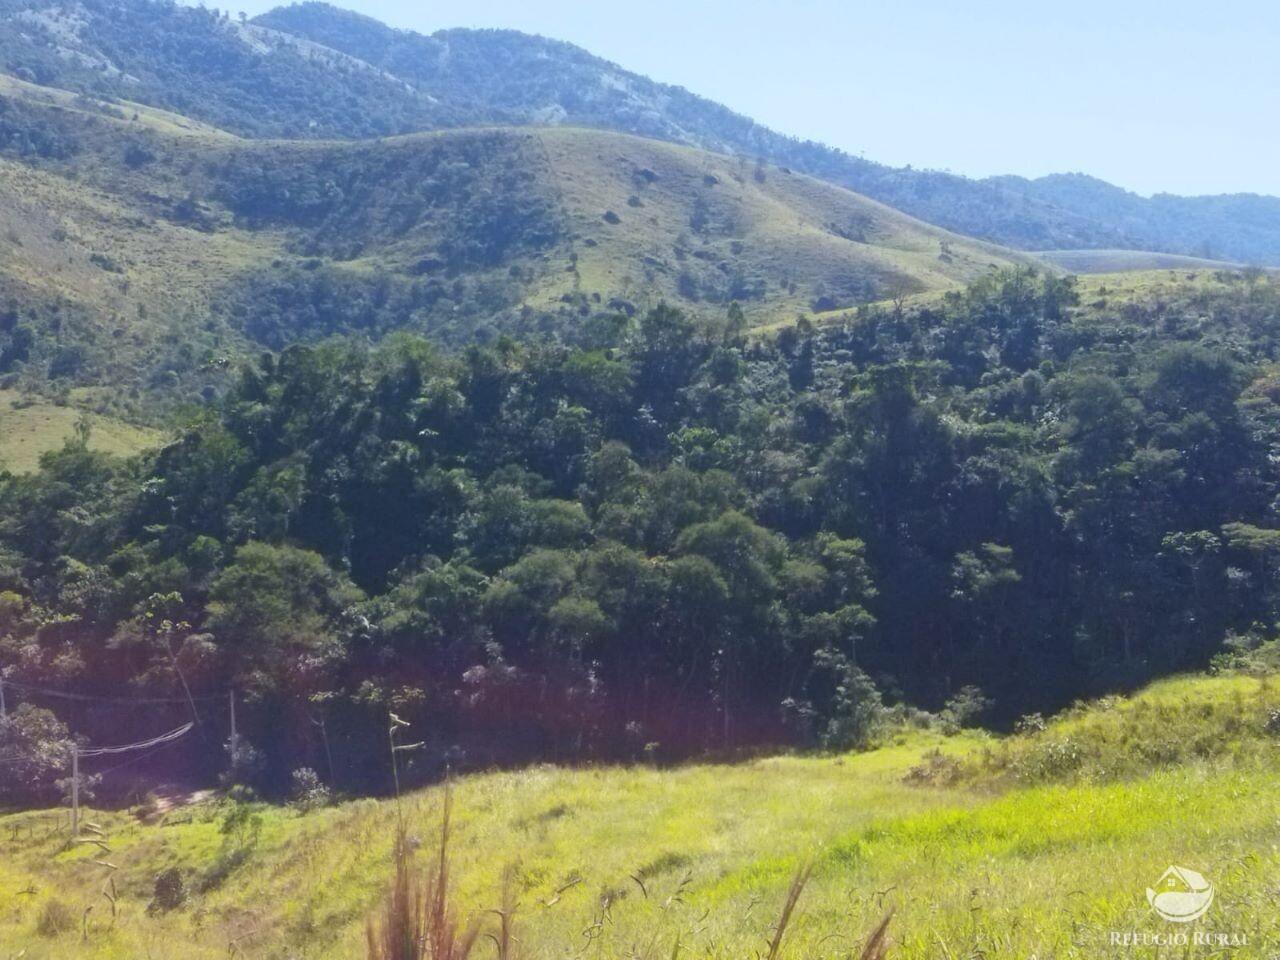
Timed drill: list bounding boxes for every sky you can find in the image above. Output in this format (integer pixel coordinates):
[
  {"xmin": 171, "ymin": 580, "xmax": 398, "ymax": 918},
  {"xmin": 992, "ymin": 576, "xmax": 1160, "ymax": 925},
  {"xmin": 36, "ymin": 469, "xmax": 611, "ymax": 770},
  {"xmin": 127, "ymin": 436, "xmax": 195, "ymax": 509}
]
[{"xmin": 224, "ymin": 0, "xmax": 1280, "ymax": 197}]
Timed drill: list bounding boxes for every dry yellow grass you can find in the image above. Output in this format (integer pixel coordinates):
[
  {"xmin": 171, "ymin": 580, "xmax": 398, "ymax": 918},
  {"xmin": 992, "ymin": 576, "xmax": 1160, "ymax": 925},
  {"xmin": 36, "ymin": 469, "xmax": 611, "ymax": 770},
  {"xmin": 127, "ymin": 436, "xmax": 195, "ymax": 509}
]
[
  {"xmin": 531, "ymin": 128, "xmax": 1028, "ymax": 324},
  {"xmin": 0, "ymin": 390, "xmax": 161, "ymax": 472}
]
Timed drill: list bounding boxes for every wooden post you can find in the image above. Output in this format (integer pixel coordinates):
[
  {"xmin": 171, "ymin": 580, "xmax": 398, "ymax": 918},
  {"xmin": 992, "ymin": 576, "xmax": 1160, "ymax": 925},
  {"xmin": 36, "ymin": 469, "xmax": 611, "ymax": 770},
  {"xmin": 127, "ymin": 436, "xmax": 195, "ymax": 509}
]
[
  {"xmin": 0, "ymin": 675, "xmax": 6, "ymax": 721},
  {"xmin": 229, "ymin": 689, "xmax": 238, "ymax": 762},
  {"xmin": 315, "ymin": 715, "xmax": 336, "ymax": 790},
  {"xmin": 389, "ymin": 724, "xmax": 400, "ymax": 802},
  {"xmin": 71, "ymin": 745, "xmax": 79, "ymax": 840}
]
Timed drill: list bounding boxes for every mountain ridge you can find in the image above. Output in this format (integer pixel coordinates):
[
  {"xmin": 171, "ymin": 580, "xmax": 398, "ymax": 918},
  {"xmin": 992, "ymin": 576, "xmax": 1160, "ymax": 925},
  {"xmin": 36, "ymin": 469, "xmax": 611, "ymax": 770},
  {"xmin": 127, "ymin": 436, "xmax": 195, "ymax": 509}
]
[
  {"xmin": 0, "ymin": 68, "xmax": 1028, "ymax": 420},
  {"xmin": 247, "ymin": 3, "xmax": 1280, "ymax": 266},
  {"xmin": 2, "ymin": 0, "xmax": 1278, "ymax": 263}
]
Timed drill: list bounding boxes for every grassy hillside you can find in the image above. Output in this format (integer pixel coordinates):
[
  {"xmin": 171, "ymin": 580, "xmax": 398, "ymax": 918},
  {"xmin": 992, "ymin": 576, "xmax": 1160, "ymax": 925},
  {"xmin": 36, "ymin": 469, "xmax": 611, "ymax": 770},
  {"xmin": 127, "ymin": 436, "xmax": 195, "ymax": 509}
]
[
  {"xmin": 532, "ymin": 128, "xmax": 1018, "ymax": 316},
  {"xmin": 1037, "ymin": 249, "xmax": 1242, "ymax": 273},
  {"xmin": 0, "ymin": 389, "xmax": 160, "ymax": 472},
  {"xmin": 2, "ymin": 665, "xmax": 1277, "ymax": 958},
  {"xmin": 0, "ymin": 71, "xmax": 1028, "ymax": 415}
]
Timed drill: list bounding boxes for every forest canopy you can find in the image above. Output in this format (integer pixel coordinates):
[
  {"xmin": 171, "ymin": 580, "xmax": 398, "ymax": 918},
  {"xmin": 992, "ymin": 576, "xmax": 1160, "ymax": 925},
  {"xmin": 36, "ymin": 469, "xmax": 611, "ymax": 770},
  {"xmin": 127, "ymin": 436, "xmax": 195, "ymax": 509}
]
[{"xmin": 3, "ymin": 268, "xmax": 1280, "ymax": 799}]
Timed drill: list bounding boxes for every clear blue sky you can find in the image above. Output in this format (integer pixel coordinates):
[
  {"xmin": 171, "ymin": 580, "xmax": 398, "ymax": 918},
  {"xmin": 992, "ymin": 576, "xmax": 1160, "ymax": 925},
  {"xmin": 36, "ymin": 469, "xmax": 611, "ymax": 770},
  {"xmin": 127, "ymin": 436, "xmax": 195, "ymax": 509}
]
[{"xmin": 226, "ymin": 0, "xmax": 1280, "ymax": 197}]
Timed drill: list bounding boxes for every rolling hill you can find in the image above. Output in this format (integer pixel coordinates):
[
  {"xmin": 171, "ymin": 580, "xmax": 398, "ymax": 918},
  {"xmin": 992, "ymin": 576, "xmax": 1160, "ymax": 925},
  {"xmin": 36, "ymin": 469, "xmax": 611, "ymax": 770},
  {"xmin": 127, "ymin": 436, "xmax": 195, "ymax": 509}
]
[
  {"xmin": 0, "ymin": 70, "xmax": 1027, "ymax": 417},
  {"xmin": 1035, "ymin": 249, "xmax": 1240, "ymax": 273},
  {"xmin": 2, "ymin": 0, "xmax": 1278, "ymax": 263}
]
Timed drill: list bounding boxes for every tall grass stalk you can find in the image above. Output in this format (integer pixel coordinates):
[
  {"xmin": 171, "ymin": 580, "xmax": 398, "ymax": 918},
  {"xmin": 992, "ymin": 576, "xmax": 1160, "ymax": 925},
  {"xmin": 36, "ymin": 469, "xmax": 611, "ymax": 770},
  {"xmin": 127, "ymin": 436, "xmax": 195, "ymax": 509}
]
[
  {"xmin": 765, "ymin": 861, "xmax": 813, "ymax": 960},
  {"xmin": 859, "ymin": 910, "xmax": 893, "ymax": 960},
  {"xmin": 486, "ymin": 866, "xmax": 522, "ymax": 960},
  {"xmin": 366, "ymin": 791, "xmax": 479, "ymax": 960}
]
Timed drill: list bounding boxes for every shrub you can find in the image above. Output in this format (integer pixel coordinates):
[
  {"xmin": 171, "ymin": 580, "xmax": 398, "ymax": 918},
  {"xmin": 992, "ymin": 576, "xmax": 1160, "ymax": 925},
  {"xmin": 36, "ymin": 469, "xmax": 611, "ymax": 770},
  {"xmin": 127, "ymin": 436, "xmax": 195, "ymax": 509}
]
[
  {"xmin": 1011, "ymin": 736, "xmax": 1085, "ymax": 783},
  {"xmin": 291, "ymin": 766, "xmax": 332, "ymax": 813},
  {"xmin": 1215, "ymin": 638, "xmax": 1280, "ymax": 676},
  {"xmin": 148, "ymin": 867, "xmax": 187, "ymax": 914},
  {"xmin": 903, "ymin": 748, "xmax": 965, "ymax": 786},
  {"xmin": 1014, "ymin": 712, "xmax": 1047, "ymax": 735},
  {"xmin": 87, "ymin": 252, "xmax": 122, "ymax": 274},
  {"xmin": 820, "ymin": 665, "xmax": 886, "ymax": 751},
  {"xmin": 201, "ymin": 788, "xmax": 263, "ymax": 890},
  {"xmin": 36, "ymin": 898, "xmax": 76, "ymax": 937},
  {"xmin": 219, "ymin": 789, "xmax": 263, "ymax": 851},
  {"xmin": 1266, "ymin": 708, "xmax": 1280, "ymax": 736},
  {"xmin": 48, "ymin": 344, "xmax": 88, "ymax": 378},
  {"xmin": 220, "ymin": 736, "xmax": 265, "ymax": 789},
  {"xmin": 941, "ymin": 686, "xmax": 992, "ymax": 734}
]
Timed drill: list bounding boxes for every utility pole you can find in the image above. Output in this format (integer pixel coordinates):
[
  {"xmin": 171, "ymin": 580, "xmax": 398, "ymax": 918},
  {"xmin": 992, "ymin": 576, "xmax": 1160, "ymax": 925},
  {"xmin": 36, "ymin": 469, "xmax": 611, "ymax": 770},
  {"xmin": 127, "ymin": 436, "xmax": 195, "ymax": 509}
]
[
  {"xmin": 229, "ymin": 689, "xmax": 238, "ymax": 767},
  {"xmin": 71, "ymin": 744, "xmax": 80, "ymax": 840},
  {"xmin": 312, "ymin": 712, "xmax": 336, "ymax": 791},
  {"xmin": 0, "ymin": 675, "xmax": 6, "ymax": 721}
]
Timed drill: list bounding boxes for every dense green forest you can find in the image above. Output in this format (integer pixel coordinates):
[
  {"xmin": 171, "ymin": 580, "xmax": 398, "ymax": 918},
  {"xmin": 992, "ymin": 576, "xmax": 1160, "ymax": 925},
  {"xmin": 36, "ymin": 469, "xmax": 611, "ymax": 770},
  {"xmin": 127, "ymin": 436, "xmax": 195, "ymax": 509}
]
[{"xmin": 4, "ymin": 267, "xmax": 1280, "ymax": 802}]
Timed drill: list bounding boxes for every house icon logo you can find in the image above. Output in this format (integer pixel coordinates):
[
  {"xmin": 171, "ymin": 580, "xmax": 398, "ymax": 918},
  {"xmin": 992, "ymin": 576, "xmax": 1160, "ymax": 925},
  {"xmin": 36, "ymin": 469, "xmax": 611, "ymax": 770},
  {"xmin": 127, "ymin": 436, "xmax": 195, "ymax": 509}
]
[{"xmin": 1147, "ymin": 865, "xmax": 1214, "ymax": 922}]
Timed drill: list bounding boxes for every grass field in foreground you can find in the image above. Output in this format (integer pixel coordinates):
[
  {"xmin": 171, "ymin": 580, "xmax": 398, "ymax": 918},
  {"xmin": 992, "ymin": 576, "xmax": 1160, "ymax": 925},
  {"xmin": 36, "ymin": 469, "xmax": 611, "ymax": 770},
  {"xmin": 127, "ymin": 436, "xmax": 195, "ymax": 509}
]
[{"xmin": 1, "ymin": 672, "xmax": 1278, "ymax": 958}]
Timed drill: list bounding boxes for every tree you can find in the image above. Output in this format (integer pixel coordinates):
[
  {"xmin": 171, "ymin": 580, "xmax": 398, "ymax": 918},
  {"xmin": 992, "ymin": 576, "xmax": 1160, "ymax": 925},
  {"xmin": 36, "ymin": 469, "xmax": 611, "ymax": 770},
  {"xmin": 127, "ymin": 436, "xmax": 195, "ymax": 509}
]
[
  {"xmin": 0, "ymin": 704, "xmax": 76, "ymax": 804},
  {"xmin": 206, "ymin": 543, "xmax": 362, "ymax": 692},
  {"xmin": 1053, "ymin": 373, "xmax": 1133, "ymax": 480}
]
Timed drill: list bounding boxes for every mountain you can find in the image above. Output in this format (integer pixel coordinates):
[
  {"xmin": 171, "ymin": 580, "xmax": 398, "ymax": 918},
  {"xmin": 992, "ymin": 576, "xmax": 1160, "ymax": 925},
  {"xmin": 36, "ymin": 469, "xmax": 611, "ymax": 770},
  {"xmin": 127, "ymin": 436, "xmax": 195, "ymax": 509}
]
[
  {"xmin": 0, "ymin": 0, "xmax": 454, "ymax": 137},
  {"xmin": 1, "ymin": 0, "xmax": 1276, "ymax": 264},
  {"xmin": 0, "ymin": 70, "xmax": 1025, "ymax": 420},
  {"xmin": 992, "ymin": 172, "xmax": 1280, "ymax": 263}
]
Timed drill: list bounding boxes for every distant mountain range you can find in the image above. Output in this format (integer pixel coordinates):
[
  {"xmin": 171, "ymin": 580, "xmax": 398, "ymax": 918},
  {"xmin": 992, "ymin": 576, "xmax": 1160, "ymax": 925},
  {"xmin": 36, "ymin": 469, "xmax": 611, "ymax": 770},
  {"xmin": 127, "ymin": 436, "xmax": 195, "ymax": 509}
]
[{"xmin": 2, "ymin": 0, "xmax": 1277, "ymax": 264}]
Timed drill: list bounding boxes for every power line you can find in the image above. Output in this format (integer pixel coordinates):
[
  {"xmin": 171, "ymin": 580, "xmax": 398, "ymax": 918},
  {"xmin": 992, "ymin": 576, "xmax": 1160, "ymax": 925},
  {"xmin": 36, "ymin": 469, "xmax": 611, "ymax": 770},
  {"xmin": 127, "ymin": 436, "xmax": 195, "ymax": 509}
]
[
  {"xmin": 91, "ymin": 736, "xmax": 189, "ymax": 779},
  {"xmin": 0, "ymin": 730, "xmax": 194, "ymax": 769},
  {"xmin": 78, "ymin": 722, "xmax": 195, "ymax": 759},
  {"xmin": 71, "ymin": 723, "xmax": 195, "ymax": 838},
  {"xmin": 3, "ymin": 680, "xmax": 222, "ymax": 705}
]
